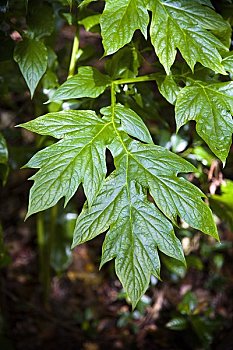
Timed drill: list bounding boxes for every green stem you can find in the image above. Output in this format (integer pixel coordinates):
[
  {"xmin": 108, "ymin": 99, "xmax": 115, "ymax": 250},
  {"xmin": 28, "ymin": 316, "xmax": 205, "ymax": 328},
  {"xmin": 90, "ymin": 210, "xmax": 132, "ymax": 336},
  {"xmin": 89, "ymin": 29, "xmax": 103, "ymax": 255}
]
[
  {"xmin": 111, "ymin": 82, "xmax": 116, "ymax": 108},
  {"xmin": 113, "ymin": 73, "xmax": 158, "ymax": 86},
  {"xmin": 68, "ymin": 30, "xmax": 80, "ymax": 78},
  {"xmin": 36, "ymin": 212, "xmax": 47, "ymax": 301},
  {"xmin": 36, "ymin": 7, "xmax": 80, "ymax": 304}
]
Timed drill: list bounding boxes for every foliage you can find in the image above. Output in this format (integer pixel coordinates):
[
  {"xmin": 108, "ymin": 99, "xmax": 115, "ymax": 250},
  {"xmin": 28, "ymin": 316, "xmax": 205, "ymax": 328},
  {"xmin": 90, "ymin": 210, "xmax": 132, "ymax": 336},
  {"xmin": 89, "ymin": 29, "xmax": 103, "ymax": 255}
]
[{"xmin": 1, "ymin": 0, "xmax": 233, "ymax": 309}]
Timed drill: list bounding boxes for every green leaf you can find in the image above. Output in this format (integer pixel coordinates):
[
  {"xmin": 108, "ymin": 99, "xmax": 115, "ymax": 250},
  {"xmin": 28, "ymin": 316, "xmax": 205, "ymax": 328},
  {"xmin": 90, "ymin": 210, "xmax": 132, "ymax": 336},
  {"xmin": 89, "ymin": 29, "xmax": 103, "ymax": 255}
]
[
  {"xmin": 79, "ymin": 14, "xmax": 101, "ymax": 31},
  {"xmin": 222, "ymin": 52, "xmax": 233, "ymax": 74},
  {"xmin": 72, "ymin": 166, "xmax": 185, "ymax": 308},
  {"xmin": 178, "ymin": 291, "xmax": 198, "ymax": 315},
  {"xmin": 100, "ymin": 0, "xmax": 149, "ymax": 55},
  {"xmin": 166, "ymin": 317, "xmax": 188, "ymax": 330},
  {"xmin": 101, "ymin": 103, "xmax": 153, "ymax": 143},
  {"xmin": 79, "ymin": 0, "xmax": 98, "ymax": 7},
  {"xmin": 105, "ymin": 46, "xmax": 141, "ymax": 79},
  {"xmin": 110, "ymin": 139, "xmax": 218, "ymax": 239},
  {"xmin": 0, "ymin": 133, "xmax": 8, "ymax": 165},
  {"xmin": 149, "ymin": 0, "xmax": 229, "ymax": 74},
  {"xmin": 51, "ymin": 66, "xmax": 111, "ymax": 101},
  {"xmin": 27, "ymin": 1, "xmax": 55, "ymax": 38},
  {"xmin": 21, "ymin": 103, "xmax": 218, "ymax": 306},
  {"xmin": 14, "ymin": 38, "xmax": 48, "ymax": 97},
  {"xmin": 194, "ymin": 0, "xmax": 213, "ymax": 7},
  {"xmin": 175, "ymin": 81, "xmax": 233, "ymax": 162},
  {"xmin": 20, "ymin": 110, "xmax": 113, "ymax": 217},
  {"xmin": 155, "ymin": 74, "xmax": 181, "ymax": 104}
]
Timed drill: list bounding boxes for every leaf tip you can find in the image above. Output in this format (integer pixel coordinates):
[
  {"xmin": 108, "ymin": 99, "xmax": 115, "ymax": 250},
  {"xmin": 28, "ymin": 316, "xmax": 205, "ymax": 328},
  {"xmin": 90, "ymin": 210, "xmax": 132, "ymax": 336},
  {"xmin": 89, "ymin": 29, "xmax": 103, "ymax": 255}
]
[
  {"xmin": 71, "ymin": 241, "xmax": 76, "ymax": 250},
  {"xmin": 24, "ymin": 211, "xmax": 32, "ymax": 221}
]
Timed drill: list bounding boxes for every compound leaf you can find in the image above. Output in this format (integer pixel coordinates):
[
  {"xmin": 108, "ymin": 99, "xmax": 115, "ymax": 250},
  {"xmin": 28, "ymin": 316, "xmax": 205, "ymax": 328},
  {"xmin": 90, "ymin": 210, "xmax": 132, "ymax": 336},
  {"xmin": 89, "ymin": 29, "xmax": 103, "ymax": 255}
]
[
  {"xmin": 149, "ymin": 0, "xmax": 229, "ymax": 74},
  {"xmin": 175, "ymin": 81, "xmax": 233, "ymax": 162},
  {"xmin": 100, "ymin": 0, "xmax": 149, "ymax": 55},
  {"xmin": 22, "ymin": 103, "xmax": 218, "ymax": 306},
  {"xmin": 14, "ymin": 38, "xmax": 48, "ymax": 97},
  {"xmin": 51, "ymin": 66, "xmax": 111, "ymax": 101}
]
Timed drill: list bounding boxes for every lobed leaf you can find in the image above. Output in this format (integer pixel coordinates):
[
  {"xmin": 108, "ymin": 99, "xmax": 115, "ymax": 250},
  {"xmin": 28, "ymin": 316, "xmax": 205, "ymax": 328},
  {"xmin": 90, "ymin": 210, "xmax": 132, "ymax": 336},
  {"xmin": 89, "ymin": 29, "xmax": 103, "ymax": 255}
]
[
  {"xmin": 22, "ymin": 103, "xmax": 218, "ymax": 306},
  {"xmin": 111, "ymin": 140, "xmax": 218, "ymax": 239},
  {"xmin": 73, "ymin": 165, "xmax": 185, "ymax": 308},
  {"xmin": 100, "ymin": 0, "xmax": 149, "ymax": 55},
  {"xmin": 175, "ymin": 81, "xmax": 233, "ymax": 162},
  {"xmin": 21, "ymin": 110, "xmax": 113, "ymax": 216},
  {"xmin": 149, "ymin": 0, "xmax": 229, "ymax": 74}
]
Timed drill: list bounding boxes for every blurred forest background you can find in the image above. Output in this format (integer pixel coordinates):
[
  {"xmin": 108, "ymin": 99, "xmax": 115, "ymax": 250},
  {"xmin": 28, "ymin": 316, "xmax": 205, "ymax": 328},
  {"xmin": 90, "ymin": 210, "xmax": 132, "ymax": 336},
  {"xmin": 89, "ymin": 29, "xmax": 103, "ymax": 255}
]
[{"xmin": 0, "ymin": 0, "xmax": 233, "ymax": 349}]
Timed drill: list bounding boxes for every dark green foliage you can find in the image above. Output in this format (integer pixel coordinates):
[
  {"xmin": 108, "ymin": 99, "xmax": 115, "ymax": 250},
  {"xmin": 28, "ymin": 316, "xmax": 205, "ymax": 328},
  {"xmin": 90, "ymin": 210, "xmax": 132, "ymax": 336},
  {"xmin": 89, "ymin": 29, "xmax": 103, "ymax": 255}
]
[{"xmin": 1, "ymin": 0, "xmax": 233, "ymax": 308}]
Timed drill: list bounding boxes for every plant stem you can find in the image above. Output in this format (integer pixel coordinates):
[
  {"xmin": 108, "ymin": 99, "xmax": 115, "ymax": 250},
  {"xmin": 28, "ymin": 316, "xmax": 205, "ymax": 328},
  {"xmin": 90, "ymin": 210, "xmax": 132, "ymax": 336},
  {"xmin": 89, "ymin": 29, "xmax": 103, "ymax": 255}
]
[
  {"xmin": 36, "ymin": 5, "xmax": 80, "ymax": 304},
  {"xmin": 36, "ymin": 212, "xmax": 47, "ymax": 302},
  {"xmin": 68, "ymin": 30, "xmax": 80, "ymax": 78},
  {"xmin": 111, "ymin": 82, "xmax": 116, "ymax": 108},
  {"xmin": 113, "ymin": 73, "xmax": 158, "ymax": 86}
]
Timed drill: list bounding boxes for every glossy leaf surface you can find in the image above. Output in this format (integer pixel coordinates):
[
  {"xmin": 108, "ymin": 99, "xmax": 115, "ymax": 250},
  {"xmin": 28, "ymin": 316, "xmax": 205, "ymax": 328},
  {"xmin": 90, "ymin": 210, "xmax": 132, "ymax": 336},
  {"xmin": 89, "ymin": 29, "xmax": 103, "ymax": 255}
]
[
  {"xmin": 149, "ymin": 0, "xmax": 229, "ymax": 74},
  {"xmin": 100, "ymin": 0, "xmax": 149, "ymax": 55},
  {"xmin": 21, "ymin": 103, "xmax": 218, "ymax": 305},
  {"xmin": 14, "ymin": 38, "xmax": 48, "ymax": 97},
  {"xmin": 51, "ymin": 66, "xmax": 111, "ymax": 101},
  {"xmin": 175, "ymin": 81, "xmax": 233, "ymax": 162}
]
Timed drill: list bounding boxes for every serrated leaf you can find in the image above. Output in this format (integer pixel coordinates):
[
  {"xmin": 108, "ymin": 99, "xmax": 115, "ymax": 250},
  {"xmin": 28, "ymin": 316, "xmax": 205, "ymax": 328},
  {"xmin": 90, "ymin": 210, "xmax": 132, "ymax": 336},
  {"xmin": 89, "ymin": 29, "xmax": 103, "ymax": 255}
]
[
  {"xmin": 22, "ymin": 103, "xmax": 218, "ymax": 307},
  {"xmin": 175, "ymin": 81, "xmax": 233, "ymax": 161},
  {"xmin": 14, "ymin": 38, "xmax": 48, "ymax": 97},
  {"xmin": 155, "ymin": 74, "xmax": 181, "ymax": 104},
  {"xmin": 149, "ymin": 0, "xmax": 229, "ymax": 74},
  {"xmin": 101, "ymin": 103, "xmax": 153, "ymax": 143},
  {"xmin": 72, "ymin": 166, "xmax": 185, "ymax": 308},
  {"xmin": 110, "ymin": 139, "xmax": 218, "ymax": 239},
  {"xmin": 79, "ymin": 14, "xmax": 101, "ymax": 31},
  {"xmin": 20, "ymin": 110, "xmax": 113, "ymax": 217},
  {"xmin": 100, "ymin": 0, "xmax": 149, "ymax": 55},
  {"xmin": 51, "ymin": 66, "xmax": 111, "ymax": 101}
]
